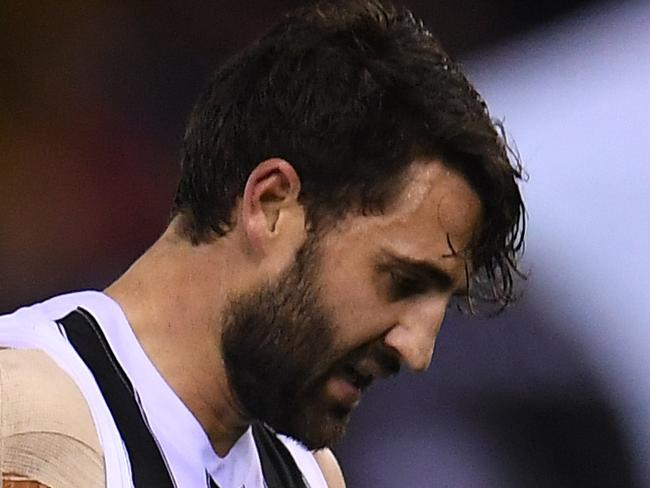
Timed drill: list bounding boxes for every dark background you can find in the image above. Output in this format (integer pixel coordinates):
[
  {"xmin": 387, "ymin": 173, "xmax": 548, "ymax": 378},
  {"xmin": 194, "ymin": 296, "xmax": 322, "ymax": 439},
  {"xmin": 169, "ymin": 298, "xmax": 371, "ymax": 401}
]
[{"xmin": 2, "ymin": 1, "xmax": 645, "ymax": 486}]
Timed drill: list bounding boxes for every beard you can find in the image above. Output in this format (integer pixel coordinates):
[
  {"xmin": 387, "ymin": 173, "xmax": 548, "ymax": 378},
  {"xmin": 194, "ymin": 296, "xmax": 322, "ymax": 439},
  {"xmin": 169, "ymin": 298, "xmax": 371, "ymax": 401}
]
[{"xmin": 221, "ymin": 237, "xmax": 350, "ymax": 449}]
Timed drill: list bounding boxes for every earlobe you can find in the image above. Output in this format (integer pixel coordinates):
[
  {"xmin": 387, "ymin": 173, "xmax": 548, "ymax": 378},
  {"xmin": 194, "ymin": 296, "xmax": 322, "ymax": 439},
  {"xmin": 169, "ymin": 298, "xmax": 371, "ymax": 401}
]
[{"xmin": 241, "ymin": 158, "xmax": 303, "ymax": 253}]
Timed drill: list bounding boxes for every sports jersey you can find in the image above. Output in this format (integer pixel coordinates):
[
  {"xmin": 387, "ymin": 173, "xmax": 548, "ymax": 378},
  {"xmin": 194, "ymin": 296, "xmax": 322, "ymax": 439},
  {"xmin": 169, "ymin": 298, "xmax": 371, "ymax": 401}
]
[{"xmin": 0, "ymin": 291, "xmax": 327, "ymax": 488}]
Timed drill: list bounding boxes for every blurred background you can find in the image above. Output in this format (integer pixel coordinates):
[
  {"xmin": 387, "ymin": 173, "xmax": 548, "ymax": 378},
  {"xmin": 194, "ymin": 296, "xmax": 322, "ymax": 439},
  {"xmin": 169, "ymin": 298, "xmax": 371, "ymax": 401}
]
[{"xmin": 1, "ymin": 0, "xmax": 648, "ymax": 486}]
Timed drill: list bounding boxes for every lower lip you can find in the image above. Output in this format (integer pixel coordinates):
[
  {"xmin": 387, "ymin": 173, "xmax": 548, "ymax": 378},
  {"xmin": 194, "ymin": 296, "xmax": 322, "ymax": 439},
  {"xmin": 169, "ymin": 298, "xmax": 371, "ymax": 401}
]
[{"xmin": 325, "ymin": 375, "xmax": 361, "ymax": 408}]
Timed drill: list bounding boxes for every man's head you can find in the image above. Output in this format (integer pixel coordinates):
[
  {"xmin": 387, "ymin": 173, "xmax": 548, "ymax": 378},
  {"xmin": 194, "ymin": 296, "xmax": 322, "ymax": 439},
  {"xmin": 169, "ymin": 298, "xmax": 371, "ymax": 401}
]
[
  {"xmin": 171, "ymin": 0, "xmax": 525, "ymax": 448},
  {"xmin": 221, "ymin": 159, "xmax": 482, "ymax": 449}
]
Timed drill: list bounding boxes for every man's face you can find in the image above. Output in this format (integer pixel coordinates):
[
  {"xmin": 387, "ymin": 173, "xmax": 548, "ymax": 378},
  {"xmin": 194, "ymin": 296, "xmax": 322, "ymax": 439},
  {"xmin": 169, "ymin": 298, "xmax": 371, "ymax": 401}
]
[{"xmin": 222, "ymin": 160, "xmax": 482, "ymax": 449}]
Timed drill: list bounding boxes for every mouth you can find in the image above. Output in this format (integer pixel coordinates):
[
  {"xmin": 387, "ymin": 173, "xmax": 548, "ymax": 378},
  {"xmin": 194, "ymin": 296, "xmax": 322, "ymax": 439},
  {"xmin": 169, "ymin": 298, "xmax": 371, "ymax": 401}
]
[
  {"xmin": 322, "ymin": 363, "xmax": 373, "ymax": 410},
  {"xmin": 323, "ymin": 352, "xmax": 400, "ymax": 410},
  {"xmin": 343, "ymin": 363, "xmax": 374, "ymax": 391}
]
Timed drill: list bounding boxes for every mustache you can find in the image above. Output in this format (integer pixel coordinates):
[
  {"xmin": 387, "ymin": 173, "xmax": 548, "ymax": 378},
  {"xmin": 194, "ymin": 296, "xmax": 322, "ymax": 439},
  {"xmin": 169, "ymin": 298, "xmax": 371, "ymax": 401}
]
[
  {"xmin": 312, "ymin": 340, "xmax": 402, "ymax": 387},
  {"xmin": 372, "ymin": 346, "xmax": 401, "ymax": 377}
]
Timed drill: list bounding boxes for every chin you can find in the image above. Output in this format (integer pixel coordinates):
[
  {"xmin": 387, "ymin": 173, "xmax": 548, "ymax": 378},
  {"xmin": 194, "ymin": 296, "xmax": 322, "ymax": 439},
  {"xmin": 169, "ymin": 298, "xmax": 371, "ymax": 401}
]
[{"xmin": 279, "ymin": 402, "xmax": 352, "ymax": 450}]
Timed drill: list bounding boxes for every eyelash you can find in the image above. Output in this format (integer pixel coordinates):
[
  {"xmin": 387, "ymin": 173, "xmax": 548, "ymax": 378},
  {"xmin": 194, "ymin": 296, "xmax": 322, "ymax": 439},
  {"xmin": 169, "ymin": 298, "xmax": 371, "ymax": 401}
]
[{"xmin": 389, "ymin": 272, "xmax": 427, "ymax": 299}]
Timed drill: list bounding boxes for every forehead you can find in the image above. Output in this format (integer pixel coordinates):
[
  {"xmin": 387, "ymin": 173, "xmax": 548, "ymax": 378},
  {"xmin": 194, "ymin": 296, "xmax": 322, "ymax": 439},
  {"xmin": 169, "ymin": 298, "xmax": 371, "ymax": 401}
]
[{"xmin": 322, "ymin": 159, "xmax": 482, "ymax": 279}]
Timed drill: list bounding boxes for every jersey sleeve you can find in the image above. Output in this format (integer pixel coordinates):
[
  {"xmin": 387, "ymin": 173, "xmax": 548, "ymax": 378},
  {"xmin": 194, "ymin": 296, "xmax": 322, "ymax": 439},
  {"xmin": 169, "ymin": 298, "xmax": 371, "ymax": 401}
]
[{"xmin": 0, "ymin": 349, "xmax": 105, "ymax": 488}]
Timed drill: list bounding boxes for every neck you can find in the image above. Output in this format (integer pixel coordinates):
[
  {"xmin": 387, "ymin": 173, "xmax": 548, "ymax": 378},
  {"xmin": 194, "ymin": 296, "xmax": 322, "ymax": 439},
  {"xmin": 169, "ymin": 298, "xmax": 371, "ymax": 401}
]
[{"xmin": 104, "ymin": 225, "xmax": 252, "ymax": 456}]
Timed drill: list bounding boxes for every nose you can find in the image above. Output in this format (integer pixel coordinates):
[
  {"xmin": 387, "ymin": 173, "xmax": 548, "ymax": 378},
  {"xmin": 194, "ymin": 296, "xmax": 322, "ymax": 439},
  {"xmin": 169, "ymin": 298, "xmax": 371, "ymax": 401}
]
[{"xmin": 383, "ymin": 298, "xmax": 448, "ymax": 372}]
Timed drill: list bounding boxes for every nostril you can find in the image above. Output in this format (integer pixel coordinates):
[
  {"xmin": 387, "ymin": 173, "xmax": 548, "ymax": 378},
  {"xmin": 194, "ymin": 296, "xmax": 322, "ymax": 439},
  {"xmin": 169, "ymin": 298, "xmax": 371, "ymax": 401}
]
[{"xmin": 376, "ymin": 349, "xmax": 401, "ymax": 377}]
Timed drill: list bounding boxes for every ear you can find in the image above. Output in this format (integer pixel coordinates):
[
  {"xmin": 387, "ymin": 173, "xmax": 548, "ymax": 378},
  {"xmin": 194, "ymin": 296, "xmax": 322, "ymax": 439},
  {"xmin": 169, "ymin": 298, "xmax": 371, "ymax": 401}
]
[{"xmin": 241, "ymin": 158, "xmax": 305, "ymax": 255}]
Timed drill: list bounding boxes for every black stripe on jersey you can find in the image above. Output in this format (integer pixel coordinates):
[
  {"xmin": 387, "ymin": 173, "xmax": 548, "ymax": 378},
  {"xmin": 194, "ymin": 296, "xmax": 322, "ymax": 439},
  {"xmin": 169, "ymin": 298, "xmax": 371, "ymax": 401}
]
[
  {"xmin": 252, "ymin": 423, "xmax": 307, "ymax": 488},
  {"xmin": 54, "ymin": 319, "xmax": 68, "ymax": 339},
  {"xmin": 57, "ymin": 308, "xmax": 176, "ymax": 488},
  {"xmin": 206, "ymin": 470, "xmax": 221, "ymax": 488}
]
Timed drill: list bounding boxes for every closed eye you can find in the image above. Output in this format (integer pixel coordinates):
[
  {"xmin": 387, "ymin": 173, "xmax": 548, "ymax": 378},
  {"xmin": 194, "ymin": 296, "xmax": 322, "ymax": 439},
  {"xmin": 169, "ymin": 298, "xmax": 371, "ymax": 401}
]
[
  {"xmin": 376, "ymin": 250, "xmax": 460, "ymax": 303},
  {"xmin": 388, "ymin": 272, "xmax": 430, "ymax": 300}
]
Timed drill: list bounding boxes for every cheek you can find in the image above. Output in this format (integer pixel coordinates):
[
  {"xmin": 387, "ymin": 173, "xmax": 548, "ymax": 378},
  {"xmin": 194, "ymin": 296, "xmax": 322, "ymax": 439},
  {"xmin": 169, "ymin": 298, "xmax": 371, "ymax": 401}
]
[
  {"xmin": 317, "ymin": 225, "xmax": 398, "ymax": 347},
  {"xmin": 320, "ymin": 264, "xmax": 393, "ymax": 346}
]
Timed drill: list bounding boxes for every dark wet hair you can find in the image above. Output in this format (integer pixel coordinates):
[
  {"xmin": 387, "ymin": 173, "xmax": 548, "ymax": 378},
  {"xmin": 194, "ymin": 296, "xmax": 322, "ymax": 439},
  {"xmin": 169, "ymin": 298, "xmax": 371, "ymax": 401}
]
[{"xmin": 173, "ymin": 0, "xmax": 526, "ymax": 309}]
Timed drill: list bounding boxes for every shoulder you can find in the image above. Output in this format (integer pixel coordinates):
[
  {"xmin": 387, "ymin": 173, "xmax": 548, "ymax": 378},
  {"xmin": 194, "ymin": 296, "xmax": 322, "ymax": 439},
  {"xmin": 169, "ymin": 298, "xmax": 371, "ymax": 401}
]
[
  {"xmin": 0, "ymin": 348, "xmax": 100, "ymax": 443},
  {"xmin": 0, "ymin": 348, "xmax": 104, "ymax": 488},
  {"xmin": 2, "ymin": 476, "xmax": 52, "ymax": 487},
  {"xmin": 313, "ymin": 448, "xmax": 346, "ymax": 488}
]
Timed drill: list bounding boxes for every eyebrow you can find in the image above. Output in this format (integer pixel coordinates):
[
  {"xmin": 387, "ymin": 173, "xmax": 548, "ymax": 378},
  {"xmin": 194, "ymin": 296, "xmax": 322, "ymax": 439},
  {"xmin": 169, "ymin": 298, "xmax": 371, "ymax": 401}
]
[{"xmin": 376, "ymin": 249, "xmax": 469, "ymax": 297}]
